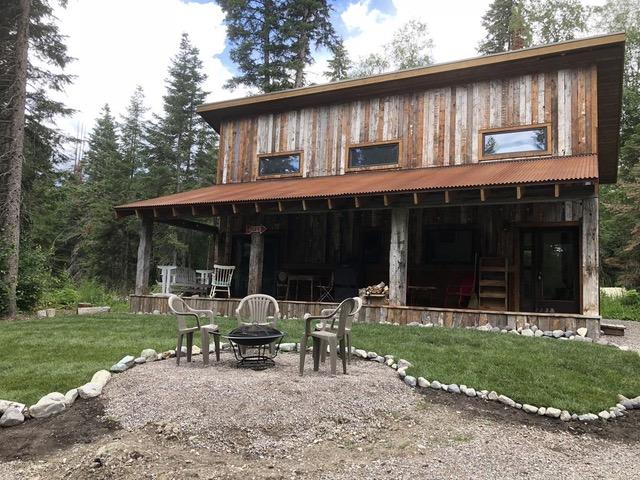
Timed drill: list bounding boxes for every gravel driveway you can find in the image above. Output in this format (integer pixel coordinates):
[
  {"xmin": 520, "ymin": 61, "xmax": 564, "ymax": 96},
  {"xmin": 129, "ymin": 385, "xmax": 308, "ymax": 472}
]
[
  {"xmin": 1, "ymin": 352, "xmax": 639, "ymax": 479},
  {"xmin": 602, "ymin": 319, "xmax": 640, "ymax": 352}
]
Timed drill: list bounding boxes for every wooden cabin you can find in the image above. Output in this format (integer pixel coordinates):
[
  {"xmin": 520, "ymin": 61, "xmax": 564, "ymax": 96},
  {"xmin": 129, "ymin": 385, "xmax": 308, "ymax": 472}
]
[{"xmin": 117, "ymin": 33, "xmax": 626, "ymax": 337}]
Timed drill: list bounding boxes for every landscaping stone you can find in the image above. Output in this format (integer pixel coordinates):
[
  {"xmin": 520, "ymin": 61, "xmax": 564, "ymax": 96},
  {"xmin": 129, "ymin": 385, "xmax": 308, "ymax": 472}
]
[
  {"xmin": 77, "ymin": 306, "xmax": 111, "ymax": 315},
  {"xmin": 430, "ymin": 380, "xmax": 442, "ymax": 390},
  {"xmin": 573, "ymin": 336, "xmax": 593, "ymax": 343},
  {"xmin": 140, "ymin": 348, "xmax": 158, "ymax": 361},
  {"xmin": 530, "ymin": 325, "xmax": 538, "ymax": 332},
  {"xmin": 477, "ymin": 324, "xmax": 492, "ymax": 332},
  {"xmin": 577, "ymin": 327, "xmax": 588, "ymax": 337},
  {"xmin": 537, "ymin": 407, "xmax": 546, "ymax": 416},
  {"xmin": 448, "ymin": 384, "xmax": 461, "ymax": 394},
  {"xmin": 441, "ymin": 384, "xmax": 448, "ymax": 391},
  {"xmin": 134, "ymin": 357, "xmax": 146, "ymax": 364},
  {"xmin": 374, "ymin": 356, "xmax": 385, "ymax": 363},
  {"xmin": 578, "ymin": 413, "xmax": 598, "ymax": 421},
  {"xmin": 571, "ymin": 413, "xmax": 578, "ymax": 420},
  {"xmin": 397, "ymin": 359, "xmax": 412, "ymax": 370},
  {"xmin": 0, "ymin": 407, "xmax": 24, "ymax": 427},
  {"xmin": 367, "ymin": 351, "xmax": 378, "ymax": 359},
  {"xmin": 491, "ymin": 326, "xmax": 501, "ymax": 333},
  {"xmin": 543, "ymin": 331, "xmax": 553, "ymax": 337},
  {"xmin": 417, "ymin": 377, "xmax": 429, "ymax": 388},
  {"xmin": 29, "ymin": 393, "xmax": 66, "ymax": 418},
  {"xmin": 279, "ymin": 343, "xmax": 297, "ymax": 352},
  {"xmin": 498, "ymin": 395, "xmax": 515, "ymax": 407},
  {"xmin": 110, "ymin": 355, "xmax": 135, "ymax": 373},
  {"xmin": 500, "ymin": 329, "xmax": 508, "ymax": 334},
  {"xmin": 0, "ymin": 400, "xmax": 25, "ymax": 415},
  {"xmin": 78, "ymin": 382, "xmax": 102, "ymax": 399},
  {"xmin": 508, "ymin": 329, "xmax": 519, "ymax": 335},
  {"xmin": 407, "ymin": 322, "xmax": 420, "ymax": 327},
  {"xmin": 621, "ymin": 397, "xmax": 640, "ymax": 410},
  {"xmin": 391, "ymin": 363, "xmax": 398, "ymax": 369},
  {"xmin": 521, "ymin": 329, "xmax": 534, "ymax": 337},
  {"xmin": 488, "ymin": 391, "xmax": 498, "ymax": 401},
  {"xmin": 545, "ymin": 407, "xmax": 561, "ymax": 418},
  {"xmin": 397, "ymin": 368, "xmax": 407, "ymax": 379},
  {"xmin": 522, "ymin": 404, "xmax": 538, "ymax": 414},
  {"xmin": 36, "ymin": 310, "xmax": 47, "ymax": 318},
  {"xmin": 552, "ymin": 330, "xmax": 564, "ymax": 338},
  {"xmin": 354, "ymin": 349, "xmax": 367, "ymax": 359},
  {"xmin": 404, "ymin": 376, "xmax": 417, "ymax": 387},
  {"xmin": 64, "ymin": 388, "xmax": 78, "ymax": 406},
  {"xmin": 560, "ymin": 410, "xmax": 571, "ymax": 421},
  {"xmin": 91, "ymin": 370, "xmax": 111, "ymax": 388},
  {"xmin": 465, "ymin": 388, "xmax": 476, "ymax": 397},
  {"xmin": 386, "ymin": 357, "xmax": 395, "ymax": 367},
  {"xmin": 534, "ymin": 330, "xmax": 544, "ymax": 337},
  {"xmin": 515, "ymin": 403, "xmax": 522, "ymax": 409}
]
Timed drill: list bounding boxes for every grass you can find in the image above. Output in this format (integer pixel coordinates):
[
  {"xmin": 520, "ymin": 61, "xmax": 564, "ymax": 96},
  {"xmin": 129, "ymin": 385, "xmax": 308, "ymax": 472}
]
[
  {"xmin": 1, "ymin": 313, "xmax": 639, "ymax": 414},
  {"xmin": 601, "ymin": 293, "xmax": 640, "ymax": 321}
]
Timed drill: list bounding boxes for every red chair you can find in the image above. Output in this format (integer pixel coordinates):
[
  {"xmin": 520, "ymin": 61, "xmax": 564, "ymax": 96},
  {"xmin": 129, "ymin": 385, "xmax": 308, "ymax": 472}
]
[{"xmin": 444, "ymin": 275, "xmax": 476, "ymax": 308}]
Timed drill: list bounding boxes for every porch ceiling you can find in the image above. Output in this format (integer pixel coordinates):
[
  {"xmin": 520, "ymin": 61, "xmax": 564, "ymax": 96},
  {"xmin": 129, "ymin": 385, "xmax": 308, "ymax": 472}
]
[{"xmin": 115, "ymin": 155, "xmax": 598, "ymax": 218}]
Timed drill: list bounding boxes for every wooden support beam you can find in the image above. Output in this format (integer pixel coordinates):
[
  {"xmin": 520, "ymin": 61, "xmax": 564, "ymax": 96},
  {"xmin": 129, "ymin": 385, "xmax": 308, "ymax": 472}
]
[
  {"xmin": 516, "ymin": 186, "xmax": 524, "ymax": 200},
  {"xmin": 211, "ymin": 205, "xmax": 219, "ymax": 216},
  {"xmin": 444, "ymin": 190, "xmax": 450, "ymax": 204},
  {"xmin": 231, "ymin": 204, "xmax": 238, "ymax": 214},
  {"xmin": 135, "ymin": 216, "xmax": 153, "ymax": 295},
  {"xmin": 247, "ymin": 228, "xmax": 264, "ymax": 294},
  {"xmin": 554, "ymin": 184, "xmax": 561, "ymax": 198},
  {"xmin": 327, "ymin": 198, "xmax": 334, "ymax": 209},
  {"xmin": 135, "ymin": 209, "xmax": 142, "ymax": 219},
  {"xmin": 354, "ymin": 197, "xmax": 360, "ymax": 208},
  {"xmin": 153, "ymin": 208, "xmax": 160, "ymax": 218},
  {"xmin": 480, "ymin": 188, "xmax": 487, "ymax": 202},
  {"xmin": 302, "ymin": 199, "xmax": 308, "ymax": 211},
  {"xmin": 581, "ymin": 196, "xmax": 599, "ymax": 325},
  {"xmin": 254, "ymin": 202, "xmax": 261, "ymax": 213},
  {"xmin": 413, "ymin": 193, "xmax": 420, "ymax": 205},
  {"xmin": 191, "ymin": 205, "xmax": 198, "ymax": 216},
  {"xmin": 154, "ymin": 218, "xmax": 219, "ymax": 234},
  {"xmin": 278, "ymin": 201, "xmax": 284, "ymax": 212},
  {"xmin": 383, "ymin": 194, "xmax": 390, "ymax": 207},
  {"xmin": 171, "ymin": 207, "xmax": 179, "ymax": 217},
  {"xmin": 389, "ymin": 208, "xmax": 409, "ymax": 307}
]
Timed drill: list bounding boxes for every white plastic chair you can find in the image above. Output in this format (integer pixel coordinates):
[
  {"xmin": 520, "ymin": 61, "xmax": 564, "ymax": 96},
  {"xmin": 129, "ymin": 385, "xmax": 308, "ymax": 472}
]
[
  {"xmin": 168, "ymin": 295, "xmax": 220, "ymax": 366},
  {"xmin": 315, "ymin": 296, "xmax": 362, "ymax": 364},
  {"xmin": 210, "ymin": 264, "xmax": 235, "ymax": 298},
  {"xmin": 235, "ymin": 294, "xmax": 280, "ymax": 354}
]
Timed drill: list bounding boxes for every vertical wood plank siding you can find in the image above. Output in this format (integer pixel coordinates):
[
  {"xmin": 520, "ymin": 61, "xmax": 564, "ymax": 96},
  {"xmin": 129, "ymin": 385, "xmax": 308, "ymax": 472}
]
[{"xmin": 218, "ymin": 66, "xmax": 597, "ymax": 184}]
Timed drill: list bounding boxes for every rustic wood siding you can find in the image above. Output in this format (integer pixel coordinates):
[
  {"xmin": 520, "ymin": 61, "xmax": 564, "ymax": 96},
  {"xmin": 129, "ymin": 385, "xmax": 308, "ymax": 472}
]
[{"xmin": 218, "ymin": 66, "xmax": 597, "ymax": 184}]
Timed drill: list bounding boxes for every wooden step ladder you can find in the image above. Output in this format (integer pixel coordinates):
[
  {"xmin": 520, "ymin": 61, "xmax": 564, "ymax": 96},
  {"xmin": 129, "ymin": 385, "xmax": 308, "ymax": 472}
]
[{"xmin": 478, "ymin": 257, "xmax": 508, "ymax": 311}]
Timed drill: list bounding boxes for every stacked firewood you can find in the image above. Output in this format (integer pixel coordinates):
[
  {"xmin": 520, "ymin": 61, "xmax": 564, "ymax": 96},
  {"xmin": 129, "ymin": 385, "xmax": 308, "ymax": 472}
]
[{"xmin": 360, "ymin": 282, "xmax": 389, "ymax": 296}]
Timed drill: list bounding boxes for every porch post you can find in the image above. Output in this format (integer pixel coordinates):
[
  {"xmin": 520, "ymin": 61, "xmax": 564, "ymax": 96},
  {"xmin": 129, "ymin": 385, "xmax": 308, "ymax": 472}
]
[
  {"xmin": 135, "ymin": 216, "xmax": 153, "ymax": 295},
  {"xmin": 247, "ymin": 230, "xmax": 264, "ymax": 294},
  {"xmin": 389, "ymin": 207, "xmax": 409, "ymax": 306},
  {"xmin": 581, "ymin": 196, "xmax": 599, "ymax": 317}
]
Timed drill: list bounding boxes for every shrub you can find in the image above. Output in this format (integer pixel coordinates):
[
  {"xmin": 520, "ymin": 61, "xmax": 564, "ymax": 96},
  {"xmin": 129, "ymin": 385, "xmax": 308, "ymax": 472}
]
[
  {"xmin": 16, "ymin": 244, "xmax": 52, "ymax": 312},
  {"xmin": 621, "ymin": 289, "xmax": 640, "ymax": 306}
]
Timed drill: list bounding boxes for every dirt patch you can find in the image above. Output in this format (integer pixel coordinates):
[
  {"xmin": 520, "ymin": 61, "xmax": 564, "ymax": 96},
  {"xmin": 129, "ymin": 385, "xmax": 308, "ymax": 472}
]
[
  {"xmin": 0, "ymin": 398, "xmax": 119, "ymax": 462},
  {"xmin": 416, "ymin": 386, "xmax": 640, "ymax": 443}
]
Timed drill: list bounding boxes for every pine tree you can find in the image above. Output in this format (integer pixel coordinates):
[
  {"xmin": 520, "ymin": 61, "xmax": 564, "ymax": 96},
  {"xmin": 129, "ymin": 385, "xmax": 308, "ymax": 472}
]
[
  {"xmin": 478, "ymin": 0, "xmax": 531, "ymax": 54},
  {"xmin": 325, "ymin": 39, "xmax": 350, "ymax": 81},
  {"xmin": 282, "ymin": 0, "xmax": 338, "ymax": 87}
]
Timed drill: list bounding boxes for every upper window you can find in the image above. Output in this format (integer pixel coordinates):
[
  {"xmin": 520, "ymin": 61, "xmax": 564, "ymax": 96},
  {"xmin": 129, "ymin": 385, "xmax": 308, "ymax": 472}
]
[
  {"xmin": 258, "ymin": 152, "xmax": 301, "ymax": 177},
  {"xmin": 348, "ymin": 142, "xmax": 399, "ymax": 169},
  {"xmin": 480, "ymin": 124, "xmax": 551, "ymax": 160}
]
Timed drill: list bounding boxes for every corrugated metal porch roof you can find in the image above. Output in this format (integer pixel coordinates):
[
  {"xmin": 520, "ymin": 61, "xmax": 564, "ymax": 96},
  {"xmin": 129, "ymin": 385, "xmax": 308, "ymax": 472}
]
[{"xmin": 115, "ymin": 155, "xmax": 598, "ymax": 215}]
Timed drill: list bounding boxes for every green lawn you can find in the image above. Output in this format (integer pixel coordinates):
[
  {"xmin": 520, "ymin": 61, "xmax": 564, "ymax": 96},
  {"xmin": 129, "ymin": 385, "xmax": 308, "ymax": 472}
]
[
  {"xmin": 601, "ymin": 294, "xmax": 640, "ymax": 321},
  {"xmin": 1, "ymin": 313, "xmax": 639, "ymax": 414}
]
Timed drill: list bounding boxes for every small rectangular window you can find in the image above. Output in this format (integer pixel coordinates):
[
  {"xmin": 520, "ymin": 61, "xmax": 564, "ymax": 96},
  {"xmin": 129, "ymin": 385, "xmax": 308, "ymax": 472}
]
[
  {"xmin": 480, "ymin": 125, "xmax": 551, "ymax": 160},
  {"xmin": 348, "ymin": 142, "xmax": 399, "ymax": 169},
  {"xmin": 258, "ymin": 152, "xmax": 301, "ymax": 177}
]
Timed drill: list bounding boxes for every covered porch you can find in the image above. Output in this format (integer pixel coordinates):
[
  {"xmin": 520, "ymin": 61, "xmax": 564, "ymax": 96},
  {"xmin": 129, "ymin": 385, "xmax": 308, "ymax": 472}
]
[{"xmin": 117, "ymin": 155, "xmax": 601, "ymax": 335}]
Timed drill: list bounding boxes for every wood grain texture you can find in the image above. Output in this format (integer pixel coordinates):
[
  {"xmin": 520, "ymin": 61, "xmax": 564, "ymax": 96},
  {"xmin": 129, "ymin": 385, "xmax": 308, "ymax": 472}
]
[{"xmin": 219, "ymin": 67, "xmax": 596, "ymax": 184}]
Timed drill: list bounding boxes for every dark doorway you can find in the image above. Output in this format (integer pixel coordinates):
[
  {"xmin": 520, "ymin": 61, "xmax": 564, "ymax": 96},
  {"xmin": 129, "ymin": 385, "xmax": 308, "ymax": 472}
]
[
  {"xmin": 230, "ymin": 234, "xmax": 279, "ymax": 297},
  {"xmin": 520, "ymin": 227, "xmax": 579, "ymax": 313}
]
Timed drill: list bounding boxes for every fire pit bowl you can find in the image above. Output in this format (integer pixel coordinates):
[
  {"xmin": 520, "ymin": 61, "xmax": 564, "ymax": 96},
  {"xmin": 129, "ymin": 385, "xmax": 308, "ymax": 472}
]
[{"xmin": 223, "ymin": 324, "xmax": 285, "ymax": 369}]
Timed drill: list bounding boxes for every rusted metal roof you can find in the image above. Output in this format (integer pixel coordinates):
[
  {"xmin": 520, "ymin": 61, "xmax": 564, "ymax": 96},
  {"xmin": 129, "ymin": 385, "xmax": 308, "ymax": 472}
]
[{"xmin": 115, "ymin": 155, "xmax": 598, "ymax": 215}]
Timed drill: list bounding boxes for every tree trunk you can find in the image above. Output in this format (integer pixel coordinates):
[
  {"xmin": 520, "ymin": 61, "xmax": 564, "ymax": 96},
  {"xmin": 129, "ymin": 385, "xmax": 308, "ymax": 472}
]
[
  {"xmin": 389, "ymin": 208, "xmax": 409, "ymax": 306},
  {"xmin": 1, "ymin": 0, "xmax": 31, "ymax": 318},
  {"xmin": 135, "ymin": 216, "xmax": 153, "ymax": 295},
  {"xmin": 247, "ymin": 230, "xmax": 264, "ymax": 294}
]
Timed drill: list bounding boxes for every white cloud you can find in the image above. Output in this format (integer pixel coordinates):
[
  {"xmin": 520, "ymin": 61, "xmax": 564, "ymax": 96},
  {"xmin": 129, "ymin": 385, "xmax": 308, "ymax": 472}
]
[{"xmin": 54, "ymin": 0, "xmax": 235, "ymax": 138}]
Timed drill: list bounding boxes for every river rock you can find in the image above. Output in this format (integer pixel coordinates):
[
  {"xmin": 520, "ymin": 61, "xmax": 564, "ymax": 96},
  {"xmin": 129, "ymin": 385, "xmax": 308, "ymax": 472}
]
[
  {"xmin": 430, "ymin": 380, "xmax": 442, "ymax": 390},
  {"xmin": 354, "ymin": 349, "xmax": 368, "ymax": 359},
  {"xmin": 417, "ymin": 377, "xmax": 430, "ymax": 388},
  {"xmin": 0, "ymin": 400, "xmax": 25, "ymax": 415},
  {"xmin": 534, "ymin": 330, "xmax": 544, "ymax": 337},
  {"xmin": 465, "ymin": 388, "xmax": 476, "ymax": 397},
  {"xmin": 91, "ymin": 370, "xmax": 112, "ymax": 388},
  {"xmin": 78, "ymin": 382, "xmax": 102, "ymax": 399},
  {"xmin": 0, "ymin": 406, "xmax": 24, "ymax": 427},
  {"xmin": 498, "ymin": 395, "xmax": 515, "ymax": 407},
  {"xmin": 397, "ymin": 359, "xmax": 412, "ymax": 370},
  {"xmin": 404, "ymin": 376, "xmax": 417, "ymax": 387},
  {"xmin": 397, "ymin": 368, "xmax": 407, "ymax": 379},
  {"xmin": 134, "ymin": 357, "xmax": 146, "ymax": 364},
  {"xmin": 522, "ymin": 404, "xmax": 538, "ymax": 414},
  {"xmin": 537, "ymin": 407, "xmax": 547, "ymax": 416},
  {"xmin": 521, "ymin": 329, "xmax": 534, "ymax": 337},
  {"xmin": 577, "ymin": 327, "xmax": 588, "ymax": 337},
  {"xmin": 488, "ymin": 391, "xmax": 498, "ymax": 401},
  {"xmin": 374, "ymin": 356, "xmax": 385, "ymax": 363},
  {"xmin": 110, "ymin": 355, "xmax": 135, "ymax": 373},
  {"xmin": 545, "ymin": 407, "xmax": 561, "ymax": 418},
  {"xmin": 367, "ymin": 351, "xmax": 378, "ymax": 359},
  {"xmin": 552, "ymin": 330, "xmax": 564, "ymax": 338},
  {"xmin": 29, "ymin": 393, "xmax": 66, "ymax": 418},
  {"xmin": 448, "ymin": 384, "xmax": 461, "ymax": 394},
  {"xmin": 140, "ymin": 348, "xmax": 158, "ymax": 361},
  {"xmin": 578, "ymin": 413, "xmax": 598, "ymax": 421},
  {"xmin": 64, "ymin": 388, "xmax": 78, "ymax": 406},
  {"xmin": 386, "ymin": 357, "xmax": 395, "ymax": 367},
  {"xmin": 598, "ymin": 410, "xmax": 611, "ymax": 420},
  {"xmin": 477, "ymin": 324, "xmax": 492, "ymax": 332},
  {"xmin": 279, "ymin": 343, "xmax": 297, "ymax": 352},
  {"xmin": 560, "ymin": 410, "xmax": 571, "ymax": 421}
]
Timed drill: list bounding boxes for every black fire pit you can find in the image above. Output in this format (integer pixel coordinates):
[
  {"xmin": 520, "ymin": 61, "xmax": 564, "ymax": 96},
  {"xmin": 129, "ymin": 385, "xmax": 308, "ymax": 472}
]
[{"xmin": 223, "ymin": 324, "xmax": 285, "ymax": 370}]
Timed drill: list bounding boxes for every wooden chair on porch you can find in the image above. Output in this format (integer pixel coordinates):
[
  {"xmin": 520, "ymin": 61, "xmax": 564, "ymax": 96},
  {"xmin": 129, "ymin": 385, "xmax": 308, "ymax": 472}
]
[{"xmin": 209, "ymin": 264, "xmax": 235, "ymax": 298}]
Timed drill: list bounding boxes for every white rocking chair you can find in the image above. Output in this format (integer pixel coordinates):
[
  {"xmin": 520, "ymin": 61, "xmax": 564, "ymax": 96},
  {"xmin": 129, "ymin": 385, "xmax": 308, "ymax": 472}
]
[{"xmin": 209, "ymin": 264, "xmax": 235, "ymax": 298}]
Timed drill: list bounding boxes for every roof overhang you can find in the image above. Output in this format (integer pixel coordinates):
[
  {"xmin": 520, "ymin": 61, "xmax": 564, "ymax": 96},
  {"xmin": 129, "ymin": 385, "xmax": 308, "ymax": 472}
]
[
  {"xmin": 197, "ymin": 33, "xmax": 625, "ymax": 184},
  {"xmin": 116, "ymin": 154, "xmax": 598, "ymax": 218}
]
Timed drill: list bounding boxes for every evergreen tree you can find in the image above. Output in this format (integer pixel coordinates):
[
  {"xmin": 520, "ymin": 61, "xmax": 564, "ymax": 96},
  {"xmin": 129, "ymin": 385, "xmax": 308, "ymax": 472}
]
[
  {"xmin": 478, "ymin": 0, "xmax": 531, "ymax": 54},
  {"xmin": 282, "ymin": 0, "xmax": 338, "ymax": 87},
  {"xmin": 324, "ymin": 39, "xmax": 350, "ymax": 81},
  {"xmin": 529, "ymin": 0, "xmax": 589, "ymax": 44}
]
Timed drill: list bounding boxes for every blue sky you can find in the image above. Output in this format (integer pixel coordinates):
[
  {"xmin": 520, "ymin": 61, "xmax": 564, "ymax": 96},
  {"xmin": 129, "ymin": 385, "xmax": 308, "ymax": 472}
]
[{"xmin": 53, "ymin": 0, "xmax": 605, "ymax": 141}]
